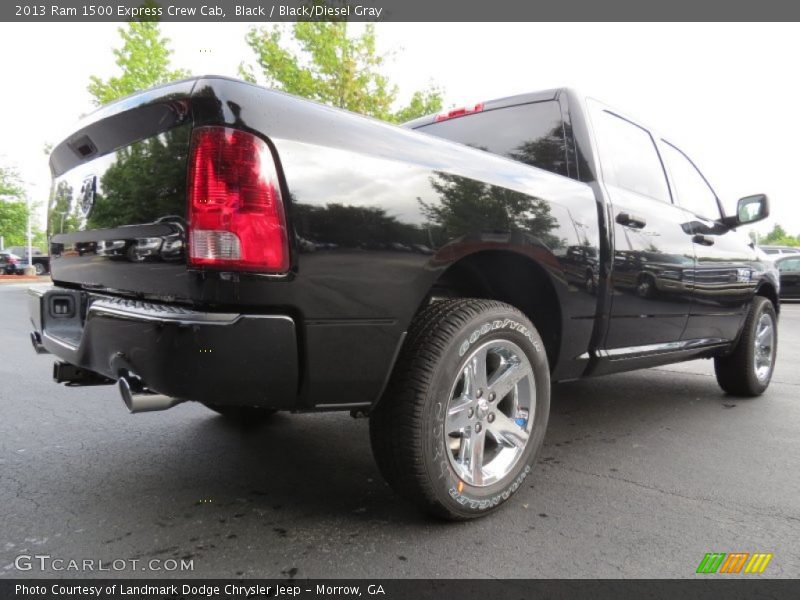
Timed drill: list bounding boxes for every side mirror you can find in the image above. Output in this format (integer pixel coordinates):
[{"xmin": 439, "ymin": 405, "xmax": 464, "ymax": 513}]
[{"xmin": 720, "ymin": 194, "xmax": 769, "ymax": 228}]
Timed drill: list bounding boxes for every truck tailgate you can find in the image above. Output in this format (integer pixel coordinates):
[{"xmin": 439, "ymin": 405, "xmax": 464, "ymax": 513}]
[{"xmin": 48, "ymin": 79, "xmax": 196, "ymax": 301}]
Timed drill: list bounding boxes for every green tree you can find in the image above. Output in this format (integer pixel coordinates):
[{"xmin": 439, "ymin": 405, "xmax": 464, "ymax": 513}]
[
  {"xmin": 0, "ymin": 201, "xmax": 29, "ymax": 247},
  {"xmin": 241, "ymin": 23, "xmax": 442, "ymax": 123},
  {"xmin": 0, "ymin": 165, "xmax": 24, "ymax": 200},
  {"xmin": 89, "ymin": 127, "xmax": 189, "ymax": 229},
  {"xmin": 0, "ymin": 165, "xmax": 32, "ymax": 247},
  {"xmin": 762, "ymin": 224, "xmax": 799, "ymax": 246},
  {"xmin": 88, "ymin": 5, "xmax": 188, "ymax": 106},
  {"xmin": 48, "ymin": 181, "xmax": 80, "ymax": 235}
]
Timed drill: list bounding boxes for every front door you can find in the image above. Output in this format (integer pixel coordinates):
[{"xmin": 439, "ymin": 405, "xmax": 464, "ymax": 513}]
[{"xmin": 658, "ymin": 140, "xmax": 756, "ymax": 342}]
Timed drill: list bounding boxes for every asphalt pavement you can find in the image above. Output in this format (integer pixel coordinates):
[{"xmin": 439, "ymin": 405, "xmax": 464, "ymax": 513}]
[{"xmin": 1, "ymin": 282, "xmax": 798, "ymax": 578}]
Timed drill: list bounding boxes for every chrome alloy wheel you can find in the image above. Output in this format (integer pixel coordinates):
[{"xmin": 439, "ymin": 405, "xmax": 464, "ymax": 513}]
[
  {"xmin": 754, "ymin": 312, "xmax": 776, "ymax": 383},
  {"xmin": 444, "ymin": 339, "xmax": 535, "ymax": 487}
]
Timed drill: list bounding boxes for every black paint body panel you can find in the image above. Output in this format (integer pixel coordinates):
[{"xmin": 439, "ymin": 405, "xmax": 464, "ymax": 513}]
[
  {"xmin": 29, "ymin": 288, "xmax": 298, "ymax": 408},
  {"xmin": 41, "ymin": 77, "xmax": 777, "ymax": 410}
]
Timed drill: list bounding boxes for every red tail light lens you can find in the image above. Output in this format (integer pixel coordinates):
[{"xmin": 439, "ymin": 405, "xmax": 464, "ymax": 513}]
[
  {"xmin": 434, "ymin": 103, "xmax": 485, "ymax": 122},
  {"xmin": 187, "ymin": 126, "xmax": 289, "ymax": 273}
]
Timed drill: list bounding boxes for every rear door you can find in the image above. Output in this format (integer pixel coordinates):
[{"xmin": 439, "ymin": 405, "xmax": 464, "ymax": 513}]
[
  {"xmin": 589, "ymin": 103, "xmax": 696, "ymax": 352},
  {"xmin": 658, "ymin": 140, "xmax": 756, "ymax": 342}
]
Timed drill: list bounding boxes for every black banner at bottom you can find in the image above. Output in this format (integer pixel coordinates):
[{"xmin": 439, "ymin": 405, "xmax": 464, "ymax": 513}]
[{"xmin": 2, "ymin": 579, "xmax": 799, "ymax": 600}]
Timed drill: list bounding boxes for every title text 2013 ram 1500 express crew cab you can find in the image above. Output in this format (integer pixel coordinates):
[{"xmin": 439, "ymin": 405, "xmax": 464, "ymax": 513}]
[{"xmin": 29, "ymin": 77, "xmax": 778, "ymax": 519}]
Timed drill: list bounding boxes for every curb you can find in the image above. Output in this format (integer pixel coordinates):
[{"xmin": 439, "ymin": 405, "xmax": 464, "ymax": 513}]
[{"xmin": 0, "ymin": 275, "xmax": 48, "ymax": 283}]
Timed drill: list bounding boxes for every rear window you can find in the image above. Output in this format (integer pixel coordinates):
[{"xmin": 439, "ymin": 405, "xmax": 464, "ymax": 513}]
[{"xmin": 416, "ymin": 101, "xmax": 569, "ymax": 177}]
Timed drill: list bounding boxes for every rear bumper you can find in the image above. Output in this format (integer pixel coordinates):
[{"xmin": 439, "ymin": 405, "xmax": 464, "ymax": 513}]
[{"xmin": 28, "ymin": 286, "xmax": 299, "ymax": 408}]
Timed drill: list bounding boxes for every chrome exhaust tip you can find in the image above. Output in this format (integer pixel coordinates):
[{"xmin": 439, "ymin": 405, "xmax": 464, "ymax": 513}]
[
  {"xmin": 118, "ymin": 376, "xmax": 183, "ymax": 414},
  {"xmin": 30, "ymin": 331, "xmax": 48, "ymax": 354}
]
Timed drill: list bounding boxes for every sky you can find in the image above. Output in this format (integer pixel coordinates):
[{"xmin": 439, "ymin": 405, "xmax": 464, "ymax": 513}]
[{"xmin": 0, "ymin": 22, "xmax": 797, "ymax": 239}]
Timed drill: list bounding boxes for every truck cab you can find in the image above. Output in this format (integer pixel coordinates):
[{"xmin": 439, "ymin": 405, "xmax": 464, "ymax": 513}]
[{"xmin": 410, "ymin": 89, "xmax": 777, "ymax": 375}]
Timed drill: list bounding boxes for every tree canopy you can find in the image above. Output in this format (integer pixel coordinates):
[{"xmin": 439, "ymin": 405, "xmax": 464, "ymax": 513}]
[
  {"xmin": 88, "ymin": 10, "xmax": 188, "ymax": 106},
  {"xmin": 0, "ymin": 201, "xmax": 29, "ymax": 248},
  {"xmin": 762, "ymin": 224, "xmax": 799, "ymax": 247},
  {"xmin": 0, "ymin": 165, "xmax": 31, "ymax": 247},
  {"xmin": 241, "ymin": 22, "xmax": 442, "ymax": 123},
  {"xmin": 0, "ymin": 165, "xmax": 25, "ymax": 201}
]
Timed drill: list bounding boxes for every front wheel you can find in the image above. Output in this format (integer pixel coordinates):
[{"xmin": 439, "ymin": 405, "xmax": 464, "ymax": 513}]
[
  {"xmin": 714, "ymin": 296, "xmax": 778, "ymax": 396},
  {"xmin": 636, "ymin": 274, "xmax": 656, "ymax": 298},
  {"xmin": 370, "ymin": 299, "xmax": 550, "ymax": 520}
]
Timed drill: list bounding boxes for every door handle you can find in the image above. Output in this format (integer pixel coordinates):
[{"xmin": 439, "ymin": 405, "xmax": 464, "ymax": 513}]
[
  {"xmin": 616, "ymin": 212, "xmax": 647, "ymax": 229},
  {"xmin": 692, "ymin": 234, "xmax": 715, "ymax": 246}
]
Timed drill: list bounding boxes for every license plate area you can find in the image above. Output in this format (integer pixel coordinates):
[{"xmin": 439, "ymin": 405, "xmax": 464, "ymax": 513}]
[{"xmin": 41, "ymin": 288, "xmax": 86, "ymax": 349}]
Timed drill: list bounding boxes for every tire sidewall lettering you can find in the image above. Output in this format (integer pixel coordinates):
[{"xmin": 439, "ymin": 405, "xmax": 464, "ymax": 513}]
[
  {"xmin": 445, "ymin": 465, "xmax": 531, "ymax": 510},
  {"xmin": 431, "ymin": 404, "xmax": 449, "ymax": 481},
  {"xmin": 459, "ymin": 318, "xmax": 542, "ymax": 358},
  {"xmin": 429, "ymin": 311, "xmax": 548, "ymax": 515}
]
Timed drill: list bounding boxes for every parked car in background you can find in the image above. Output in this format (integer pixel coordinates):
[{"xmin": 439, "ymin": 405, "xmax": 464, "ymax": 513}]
[
  {"xmin": 4, "ymin": 246, "xmax": 50, "ymax": 275},
  {"xmin": 0, "ymin": 252, "xmax": 23, "ymax": 274},
  {"xmin": 776, "ymin": 255, "xmax": 800, "ymax": 298},
  {"xmin": 759, "ymin": 245, "xmax": 800, "ymax": 256}
]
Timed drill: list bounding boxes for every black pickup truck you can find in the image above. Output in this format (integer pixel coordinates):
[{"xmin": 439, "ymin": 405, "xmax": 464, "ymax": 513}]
[{"xmin": 29, "ymin": 77, "xmax": 777, "ymax": 519}]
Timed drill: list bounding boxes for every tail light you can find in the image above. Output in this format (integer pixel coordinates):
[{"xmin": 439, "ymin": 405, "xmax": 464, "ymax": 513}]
[
  {"xmin": 187, "ymin": 126, "xmax": 289, "ymax": 273},
  {"xmin": 434, "ymin": 103, "xmax": 485, "ymax": 122}
]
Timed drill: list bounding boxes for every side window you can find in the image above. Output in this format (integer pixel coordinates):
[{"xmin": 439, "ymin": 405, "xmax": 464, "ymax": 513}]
[
  {"xmin": 659, "ymin": 142, "xmax": 721, "ymax": 220},
  {"xmin": 416, "ymin": 101, "xmax": 569, "ymax": 177},
  {"xmin": 594, "ymin": 110, "xmax": 670, "ymax": 203},
  {"xmin": 779, "ymin": 258, "xmax": 800, "ymax": 272}
]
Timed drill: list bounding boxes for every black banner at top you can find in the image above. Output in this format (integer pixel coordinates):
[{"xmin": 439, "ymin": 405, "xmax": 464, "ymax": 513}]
[{"xmin": 3, "ymin": 0, "xmax": 800, "ymax": 22}]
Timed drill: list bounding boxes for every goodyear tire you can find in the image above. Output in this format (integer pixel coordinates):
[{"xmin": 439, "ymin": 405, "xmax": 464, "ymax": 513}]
[{"xmin": 370, "ymin": 299, "xmax": 550, "ymax": 520}]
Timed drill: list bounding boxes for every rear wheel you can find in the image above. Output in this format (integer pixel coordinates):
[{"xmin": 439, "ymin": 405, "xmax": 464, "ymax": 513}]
[
  {"xmin": 714, "ymin": 296, "xmax": 777, "ymax": 396},
  {"xmin": 203, "ymin": 404, "xmax": 277, "ymax": 422},
  {"xmin": 370, "ymin": 299, "xmax": 550, "ymax": 520}
]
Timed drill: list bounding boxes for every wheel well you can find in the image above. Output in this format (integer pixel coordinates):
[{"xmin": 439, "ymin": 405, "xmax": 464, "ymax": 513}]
[
  {"xmin": 424, "ymin": 251, "xmax": 561, "ymax": 368},
  {"xmin": 635, "ymin": 272, "xmax": 654, "ymax": 284},
  {"xmin": 756, "ymin": 282, "xmax": 779, "ymax": 314}
]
